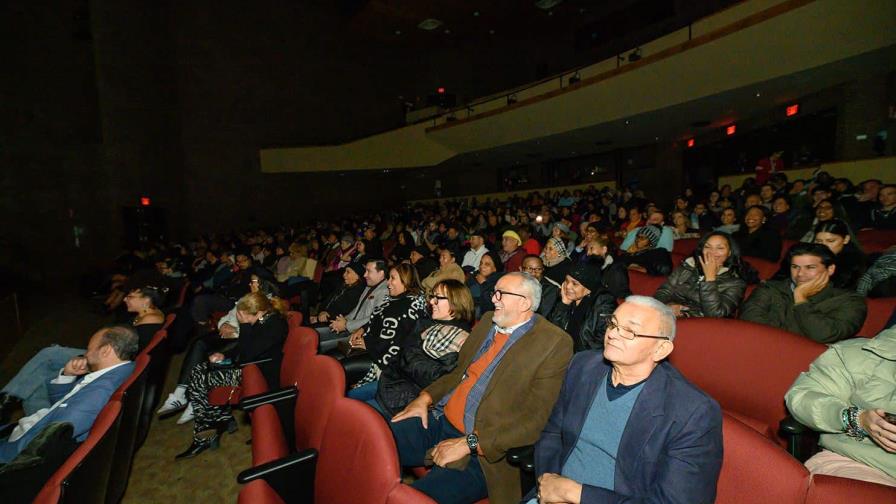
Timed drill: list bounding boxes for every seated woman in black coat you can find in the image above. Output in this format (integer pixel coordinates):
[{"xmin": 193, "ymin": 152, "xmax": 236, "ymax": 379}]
[
  {"xmin": 309, "ymin": 262, "xmax": 366, "ymax": 325},
  {"xmin": 178, "ymin": 291, "xmax": 289, "ymax": 459},
  {"xmin": 343, "ymin": 263, "xmax": 428, "ymax": 409},
  {"xmin": 654, "ymin": 232, "xmax": 747, "ymax": 318},
  {"xmin": 467, "ymin": 250, "xmax": 504, "ymax": 319},
  {"xmin": 617, "ymin": 225, "xmax": 673, "ymax": 276},
  {"xmin": 732, "ymin": 205, "xmax": 782, "ymax": 262},
  {"xmin": 374, "ymin": 279, "xmax": 473, "ymax": 417},
  {"xmin": 584, "ymin": 234, "xmax": 631, "ymax": 299},
  {"xmin": 547, "ymin": 259, "xmax": 618, "ymax": 353}
]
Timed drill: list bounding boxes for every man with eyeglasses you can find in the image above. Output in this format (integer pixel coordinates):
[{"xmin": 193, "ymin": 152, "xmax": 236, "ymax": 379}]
[
  {"xmin": 525, "ymin": 296, "xmax": 722, "ymax": 504},
  {"xmin": 520, "ymin": 254, "xmax": 559, "ymax": 317},
  {"xmin": 390, "ymin": 272, "xmax": 573, "ymax": 504}
]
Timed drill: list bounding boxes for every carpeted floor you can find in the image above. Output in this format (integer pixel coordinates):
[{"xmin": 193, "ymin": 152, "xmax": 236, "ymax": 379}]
[{"xmin": 0, "ymin": 294, "xmax": 249, "ymax": 503}]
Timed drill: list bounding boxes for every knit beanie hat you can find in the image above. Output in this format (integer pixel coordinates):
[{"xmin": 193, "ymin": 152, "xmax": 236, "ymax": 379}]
[
  {"xmin": 636, "ymin": 225, "xmax": 662, "ymax": 248},
  {"xmin": 568, "ymin": 258, "xmax": 603, "ymax": 293},
  {"xmin": 347, "ymin": 262, "xmax": 366, "ymax": 279},
  {"xmin": 502, "ymin": 230, "xmax": 522, "ymax": 247}
]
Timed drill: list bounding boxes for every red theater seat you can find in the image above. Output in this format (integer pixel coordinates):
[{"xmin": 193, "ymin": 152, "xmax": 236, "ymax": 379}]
[
  {"xmin": 34, "ymin": 401, "xmax": 123, "ymax": 504},
  {"xmin": 628, "ymin": 270, "xmax": 666, "ymax": 297},
  {"xmin": 239, "ymin": 398, "xmax": 436, "ymax": 504},
  {"xmin": 743, "ymin": 256, "xmax": 780, "ymax": 280},
  {"xmin": 857, "ymin": 297, "xmax": 895, "ymax": 338},
  {"xmin": 668, "ymin": 318, "xmax": 826, "ymax": 446},
  {"xmin": 108, "ymin": 354, "xmax": 151, "ymax": 504},
  {"xmin": 716, "ymin": 412, "xmax": 809, "ymax": 504},
  {"xmin": 673, "ymin": 238, "xmax": 698, "ymax": 255},
  {"xmin": 805, "ymin": 474, "xmax": 896, "ymax": 503}
]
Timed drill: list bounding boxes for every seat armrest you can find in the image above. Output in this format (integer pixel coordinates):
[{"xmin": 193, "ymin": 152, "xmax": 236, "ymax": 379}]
[
  {"xmin": 779, "ymin": 416, "xmax": 809, "ymax": 435},
  {"xmin": 241, "ymin": 357, "xmax": 273, "ymax": 367},
  {"xmin": 237, "ymin": 449, "xmax": 317, "ymax": 503},
  {"xmin": 239, "ymin": 386, "xmax": 298, "ymax": 412},
  {"xmin": 506, "ymin": 444, "xmax": 535, "ymax": 473},
  {"xmin": 779, "ymin": 415, "xmax": 819, "ymax": 462}
]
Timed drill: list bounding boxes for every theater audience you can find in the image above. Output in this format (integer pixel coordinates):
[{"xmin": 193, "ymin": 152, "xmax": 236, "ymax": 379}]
[
  {"xmin": 310, "ymin": 262, "xmax": 366, "ymax": 325},
  {"xmin": 177, "ymin": 292, "xmax": 288, "ymax": 459},
  {"xmin": 541, "ymin": 237, "xmax": 572, "ymax": 287},
  {"xmin": 620, "ymin": 210, "xmax": 674, "ymax": 252},
  {"xmin": 467, "ymin": 250, "xmax": 504, "ymax": 319},
  {"xmin": 345, "ymin": 264, "xmax": 428, "ymax": 406},
  {"xmin": 715, "ymin": 207, "xmax": 740, "ymax": 234},
  {"xmin": 654, "ymin": 232, "xmax": 747, "ymax": 318},
  {"xmin": 785, "ymin": 324, "xmax": 896, "ymax": 487},
  {"xmin": 389, "ymin": 272, "xmax": 572, "ymax": 504},
  {"xmin": 857, "ymin": 247, "xmax": 896, "ymax": 297},
  {"xmin": 812, "ymin": 219, "xmax": 867, "ymax": 290},
  {"xmin": 374, "ymin": 280, "xmax": 473, "ymax": 417},
  {"xmin": 585, "ymin": 235, "xmax": 631, "ymax": 299},
  {"xmin": 314, "ymin": 259, "xmax": 389, "ymax": 354},
  {"xmin": 521, "ymin": 255, "xmax": 560, "ymax": 317},
  {"xmin": 525, "ymin": 297, "xmax": 722, "ymax": 503},
  {"xmin": 670, "ymin": 210, "xmax": 700, "ymax": 239},
  {"xmin": 157, "ymin": 275, "xmax": 277, "ymax": 423},
  {"xmin": 768, "ymin": 195, "xmax": 793, "ymax": 234},
  {"xmin": 410, "ymin": 245, "xmax": 438, "ymax": 279},
  {"xmin": 460, "ymin": 231, "xmax": 488, "ymax": 273},
  {"xmin": 740, "ymin": 243, "xmax": 866, "ymax": 343},
  {"xmin": 547, "ymin": 259, "xmax": 617, "ymax": 352},
  {"xmin": 617, "ymin": 225, "xmax": 673, "ymax": 276},
  {"xmin": 0, "ymin": 287, "xmax": 163, "ymax": 419},
  {"xmin": 499, "ymin": 230, "xmax": 525, "ymax": 273},
  {"xmin": 870, "ymin": 184, "xmax": 896, "ymax": 229},
  {"xmin": 0, "ymin": 326, "xmax": 138, "ymax": 464},
  {"xmin": 732, "ymin": 205, "xmax": 782, "ymax": 262},
  {"xmin": 421, "ymin": 246, "xmax": 466, "ymax": 295}
]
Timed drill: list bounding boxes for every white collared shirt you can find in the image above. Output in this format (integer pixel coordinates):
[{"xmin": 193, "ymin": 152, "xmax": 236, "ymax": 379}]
[
  {"xmin": 495, "ymin": 316, "xmax": 533, "ymax": 335},
  {"xmin": 9, "ymin": 361, "xmax": 131, "ymax": 442}
]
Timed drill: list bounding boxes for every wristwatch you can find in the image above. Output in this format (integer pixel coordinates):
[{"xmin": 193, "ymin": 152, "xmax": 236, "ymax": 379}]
[{"xmin": 466, "ymin": 433, "xmax": 479, "ymax": 456}]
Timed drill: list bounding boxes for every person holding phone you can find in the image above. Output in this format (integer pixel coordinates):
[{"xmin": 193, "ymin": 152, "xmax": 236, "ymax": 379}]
[{"xmin": 786, "ymin": 324, "xmax": 896, "ymax": 487}]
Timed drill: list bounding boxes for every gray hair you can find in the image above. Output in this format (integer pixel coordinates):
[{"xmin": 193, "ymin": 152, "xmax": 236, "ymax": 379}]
[
  {"xmin": 622, "ymin": 295, "xmax": 676, "ymax": 341},
  {"xmin": 100, "ymin": 325, "xmax": 140, "ymax": 361},
  {"xmin": 505, "ymin": 271, "xmax": 542, "ymax": 312}
]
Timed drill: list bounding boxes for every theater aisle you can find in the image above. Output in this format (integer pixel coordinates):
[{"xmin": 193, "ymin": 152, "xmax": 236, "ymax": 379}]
[{"xmin": 123, "ymin": 351, "xmax": 252, "ymax": 503}]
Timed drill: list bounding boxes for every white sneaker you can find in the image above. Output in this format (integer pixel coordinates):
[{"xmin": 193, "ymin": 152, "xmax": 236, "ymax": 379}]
[
  {"xmin": 157, "ymin": 392, "xmax": 188, "ymax": 415},
  {"xmin": 176, "ymin": 403, "xmax": 194, "ymax": 425}
]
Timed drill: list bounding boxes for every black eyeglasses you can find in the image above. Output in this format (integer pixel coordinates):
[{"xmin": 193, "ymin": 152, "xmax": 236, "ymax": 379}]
[
  {"xmin": 522, "ymin": 266, "xmax": 544, "ymax": 273},
  {"xmin": 492, "ymin": 290, "xmax": 527, "ymax": 301},
  {"xmin": 428, "ymin": 294, "xmax": 449, "ymax": 302},
  {"xmin": 601, "ymin": 314, "xmax": 669, "ymax": 341}
]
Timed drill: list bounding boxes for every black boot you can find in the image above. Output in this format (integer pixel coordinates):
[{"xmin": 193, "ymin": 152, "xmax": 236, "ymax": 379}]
[{"xmin": 174, "ymin": 434, "xmax": 220, "ymax": 459}]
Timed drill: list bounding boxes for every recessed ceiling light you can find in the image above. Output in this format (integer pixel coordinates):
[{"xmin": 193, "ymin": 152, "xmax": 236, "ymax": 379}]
[
  {"xmin": 625, "ymin": 120, "xmax": 630, "ymax": 125},
  {"xmin": 394, "ymin": 30, "xmax": 402, "ymax": 35},
  {"xmin": 418, "ymin": 18, "xmax": 443, "ymax": 31},
  {"xmin": 755, "ymin": 92, "xmax": 761, "ymax": 97},
  {"xmin": 444, "ymin": 29, "xmax": 451, "ymax": 34},
  {"xmin": 489, "ymin": 29, "xmax": 495, "ymax": 34},
  {"xmin": 473, "ymin": 11, "xmax": 480, "ymax": 17},
  {"xmin": 535, "ymin": 0, "xmax": 564, "ymax": 10}
]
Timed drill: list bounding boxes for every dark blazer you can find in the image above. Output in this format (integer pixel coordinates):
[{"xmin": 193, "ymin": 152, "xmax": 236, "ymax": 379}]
[
  {"xmin": 0, "ymin": 362, "xmax": 135, "ymax": 464},
  {"xmin": 525, "ymin": 352, "xmax": 722, "ymax": 504}
]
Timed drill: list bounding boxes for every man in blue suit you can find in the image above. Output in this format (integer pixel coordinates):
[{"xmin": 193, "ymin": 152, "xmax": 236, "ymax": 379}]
[
  {"xmin": 525, "ymin": 296, "xmax": 723, "ymax": 504},
  {"xmin": 0, "ymin": 325, "xmax": 137, "ymax": 463}
]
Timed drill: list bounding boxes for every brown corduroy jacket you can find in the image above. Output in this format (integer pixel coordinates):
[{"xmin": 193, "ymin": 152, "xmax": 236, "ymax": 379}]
[{"xmin": 424, "ymin": 311, "xmax": 573, "ymax": 504}]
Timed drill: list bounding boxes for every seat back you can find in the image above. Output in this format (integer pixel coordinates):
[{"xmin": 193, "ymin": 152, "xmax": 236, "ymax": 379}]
[
  {"xmin": 673, "ymin": 238, "xmax": 699, "ymax": 255},
  {"xmin": 857, "ymin": 297, "xmax": 896, "ymax": 338},
  {"xmin": 804, "ymin": 474, "xmax": 896, "ymax": 503},
  {"xmin": 137, "ymin": 322, "xmax": 173, "ymax": 448},
  {"xmin": 106, "ymin": 354, "xmax": 150, "ymax": 504},
  {"xmin": 239, "ymin": 480, "xmax": 286, "ymax": 504},
  {"xmin": 34, "ymin": 401, "xmax": 123, "ymax": 504},
  {"xmin": 294, "ymin": 355, "xmax": 345, "ymax": 452},
  {"xmin": 668, "ymin": 318, "xmax": 826, "ymax": 443},
  {"xmin": 742, "ymin": 256, "xmax": 780, "ymax": 280},
  {"xmin": 286, "ymin": 311, "xmax": 303, "ymax": 331},
  {"xmin": 280, "ymin": 326, "xmax": 319, "ymax": 388},
  {"xmin": 316, "ymin": 399, "xmax": 434, "ymax": 504},
  {"xmin": 628, "ymin": 270, "xmax": 667, "ymax": 297},
  {"xmin": 715, "ymin": 412, "xmax": 809, "ymax": 504}
]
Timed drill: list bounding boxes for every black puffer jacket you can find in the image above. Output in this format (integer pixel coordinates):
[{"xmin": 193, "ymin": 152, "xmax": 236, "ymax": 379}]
[
  {"xmin": 547, "ymin": 288, "xmax": 618, "ymax": 352},
  {"xmin": 376, "ymin": 318, "xmax": 471, "ymax": 416},
  {"xmin": 654, "ymin": 257, "xmax": 746, "ymax": 318},
  {"xmin": 617, "ymin": 248, "xmax": 673, "ymax": 276}
]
